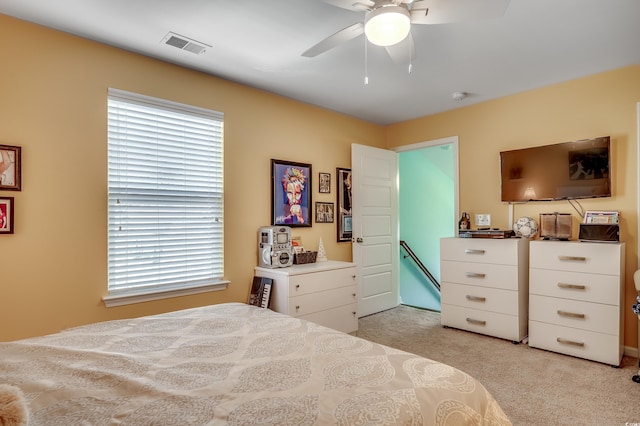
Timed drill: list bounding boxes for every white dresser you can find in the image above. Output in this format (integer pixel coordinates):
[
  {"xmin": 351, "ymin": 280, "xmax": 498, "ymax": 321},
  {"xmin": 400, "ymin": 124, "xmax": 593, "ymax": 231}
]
[
  {"xmin": 440, "ymin": 237, "xmax": 529, "ymax": 342},
  {"xmin": 529, "ymin": 240, "xmax": 625, "ymax": 366},
  {"xmin": 254, "ymin": 260, "xmax": 358, "ymax": 334}
]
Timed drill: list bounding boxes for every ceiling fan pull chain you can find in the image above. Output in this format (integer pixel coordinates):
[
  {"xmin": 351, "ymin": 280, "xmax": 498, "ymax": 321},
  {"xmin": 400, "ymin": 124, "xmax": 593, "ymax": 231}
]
[
  {"xmin": 364, "ymin": 38, "xmax": 369, "ymax": 85},
  {"xmin": 408, "ymin": 39, "xmax": 413, "ymax": 74}
]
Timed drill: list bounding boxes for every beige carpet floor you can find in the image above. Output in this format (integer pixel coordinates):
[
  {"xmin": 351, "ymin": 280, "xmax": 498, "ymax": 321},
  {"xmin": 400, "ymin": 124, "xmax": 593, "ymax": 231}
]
[{"xmin": 356, "ymin": 304, "xmax": 640, "ymax": 426}]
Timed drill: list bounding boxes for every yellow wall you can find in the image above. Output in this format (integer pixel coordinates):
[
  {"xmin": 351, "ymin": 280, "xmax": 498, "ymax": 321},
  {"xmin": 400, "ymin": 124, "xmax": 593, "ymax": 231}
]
[
  {"xmin": 386, "ymin": 65, "xmax": 640, "ymax": 348},
  {"xmin": 2, "ymin": 13, "xmax": 639, "ymax": 351},
  {"xmin": 0, "ymin": 14, "xmax": 385, "ymax": 341}
]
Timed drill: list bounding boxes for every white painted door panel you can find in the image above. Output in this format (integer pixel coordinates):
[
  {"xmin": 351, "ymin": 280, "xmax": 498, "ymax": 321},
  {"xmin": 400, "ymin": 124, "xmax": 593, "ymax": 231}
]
[{"xmin": 352, "ymin": 144, "xmax": 399, "ymax": 316}]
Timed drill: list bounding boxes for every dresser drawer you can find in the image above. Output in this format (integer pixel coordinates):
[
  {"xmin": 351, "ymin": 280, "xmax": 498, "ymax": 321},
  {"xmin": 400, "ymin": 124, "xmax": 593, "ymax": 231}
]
[
  {"xmin": 441, "ymin": 304, "xmax": 522, "ymax": 341},
  {"xmin": 289, "ymin": 285, "xmax": 357, "ymax": 317},
  {"xmin": 441, "ymin": 261, "xmax": 520, "ymax": 290},
  {"xmin": 441, "ymin": 238, "xmax": 523, "ymax": 265},
  {"xmin": 288, "ymin": 267, "xmax": 356, "ymax": 296},
  {"xmin": 529, "ymin": 294, "xmax": 619, "ymax": 335},
  {"xmin": 442, "ymin": 283, "xmax": 520, "ymax": 316},
  {"xmin": 529, "ymin": 268, "xmax": 620, "ymax": 305},
  {"xmin": 530, "ymin": 241, "xmax": 623, "ymax": 275},
  {"xmin": 529, "ymin": 321, "xmax": 622, "ymax": 366},
  {"xmin": 298, "ymin": 303, "xmax": 358, "ymax": 334}
]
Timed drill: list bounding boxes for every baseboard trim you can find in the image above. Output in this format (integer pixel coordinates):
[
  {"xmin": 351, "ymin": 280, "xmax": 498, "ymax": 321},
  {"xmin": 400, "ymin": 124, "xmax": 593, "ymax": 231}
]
[{"xmin": 624, "ymin": 345, "xmax": 638, "ymax": 358}]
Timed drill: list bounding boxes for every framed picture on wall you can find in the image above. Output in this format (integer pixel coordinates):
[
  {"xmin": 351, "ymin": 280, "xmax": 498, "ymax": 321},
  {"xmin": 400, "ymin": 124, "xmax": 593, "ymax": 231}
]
[
  {"xmin": 0, "ymin": 197, "xmax": 14, "ymax": 234},
  {"xmin": 0, "ymin": 144, "xmax": 21, "ymax": 191},
  {"xmin": 336, "ymin": 167, "xmax": 352, "ymax": 242},
  {"xmin": 315, "ymin": 202, "xmax": 334, "ymax": 223},
  {"xmin": 319, "ymin": 172, "xmax": 331, "ymax": 193},
  {"xmin": 271, "ymin": 159, "xmax": 312, "ymax": 227}
]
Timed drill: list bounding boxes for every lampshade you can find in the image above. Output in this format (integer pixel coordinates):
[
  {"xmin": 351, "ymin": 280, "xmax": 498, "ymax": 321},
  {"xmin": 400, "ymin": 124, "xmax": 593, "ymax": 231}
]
[
  {"xmin": 523, "ymin": 187, "xmax": 537, "ymax": 200},
  {"xmin": 364, "ymin": 5, "xmax": 411, "ymax": 47}
]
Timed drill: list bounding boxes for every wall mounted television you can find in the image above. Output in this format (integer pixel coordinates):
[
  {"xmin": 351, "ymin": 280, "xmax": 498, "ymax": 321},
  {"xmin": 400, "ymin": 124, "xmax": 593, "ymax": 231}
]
[{"xmin": 500, "ymin": 136, "xmax": 611, "ymax": 202}]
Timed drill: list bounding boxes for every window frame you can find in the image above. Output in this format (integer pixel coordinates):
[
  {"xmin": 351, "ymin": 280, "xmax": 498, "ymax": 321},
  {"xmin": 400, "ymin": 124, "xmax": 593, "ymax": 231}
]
[{"xmin": 103, "ymin": 88, "xmax": 228, "ymax": 307}]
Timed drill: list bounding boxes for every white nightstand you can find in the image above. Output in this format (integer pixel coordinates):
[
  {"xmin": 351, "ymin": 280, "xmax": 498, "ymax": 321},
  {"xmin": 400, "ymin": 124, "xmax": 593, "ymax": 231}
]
[{"xmin": 254, "ymin": 260, "xmax": 358, "ymax": 334}]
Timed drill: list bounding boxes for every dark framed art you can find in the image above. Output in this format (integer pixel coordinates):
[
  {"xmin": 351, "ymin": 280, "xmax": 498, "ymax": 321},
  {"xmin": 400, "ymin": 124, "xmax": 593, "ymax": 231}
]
[
  {"xmin": 319, "ymin": 172, "xmax": 331, "ymax": 193},
  {"xmin": 0, "ymin": 144, "xmax": 21, "ymax": 191},
  {"xmin": 315, "ymin": 202, "xmax": 334, "ymax": 223},
  {"xmin": 0, "ymin": 197, "xmax": 14, "ymax": 234},
  {"xmin": 337, "ymin": 167, "xmax": 352, "ymax": 242},
  {"xmin": 271, "ymin": 159, "xmax": 312, "ymax": 227}
]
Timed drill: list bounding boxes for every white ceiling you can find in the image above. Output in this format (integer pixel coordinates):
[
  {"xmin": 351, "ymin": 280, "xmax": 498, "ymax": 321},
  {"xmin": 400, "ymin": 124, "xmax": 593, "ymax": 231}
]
[{"xmin": 1, "ymin": 0, "xmax": 639, "ymax": 125}]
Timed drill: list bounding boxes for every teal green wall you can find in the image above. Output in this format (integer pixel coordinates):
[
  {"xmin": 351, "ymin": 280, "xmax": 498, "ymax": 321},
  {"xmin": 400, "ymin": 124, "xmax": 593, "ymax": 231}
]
[{"xmin": 399, "ymin": 144, "xmax": 455, "ymax": 310}]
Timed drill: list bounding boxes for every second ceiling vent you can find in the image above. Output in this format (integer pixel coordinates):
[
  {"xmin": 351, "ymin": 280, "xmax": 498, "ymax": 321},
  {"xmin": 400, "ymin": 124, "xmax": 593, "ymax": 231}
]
[{"xmin": 162, "ymin": 32, "xmax": 210, "ymax": 55}]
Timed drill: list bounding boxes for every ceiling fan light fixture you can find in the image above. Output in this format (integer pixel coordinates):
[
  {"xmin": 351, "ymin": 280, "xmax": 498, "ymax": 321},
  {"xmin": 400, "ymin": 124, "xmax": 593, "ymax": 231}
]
[{"xmin": 364, "ymin": 5, "xmax": 411, "ymax": 47}]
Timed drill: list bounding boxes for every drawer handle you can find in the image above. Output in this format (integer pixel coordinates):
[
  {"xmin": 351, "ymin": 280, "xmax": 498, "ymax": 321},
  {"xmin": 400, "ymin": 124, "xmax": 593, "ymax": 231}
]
[
  {"xmin": 557, "ymin": 310, "xmax": 585, "ymax": 319},
  {"xmin": 466, "ymin": 295, "xmax": 486, "ymax": 302},
  {"xmin": 295, "ymin": 305, "xmax": 300, "ymax": 311},
  {"xmin": 557, "ymin": 337, "xmax": 585, "ymax": 347},
  {"xmin": 352, "ymin": 311, "xmax": 357, "ymax": 316},
  {"xmin": 465, "ymin": 272, "xmax": 486, "ymax": 279},
  {"xmin": 557, "ymin": 283, "xmax": 586, "ymax": 290},
  {"xmin": 352, "ymin": 293, "xmax": 356, "ymax": 297},
  {"xmin": 295, "ymin": 284, "xmax": 300, "ymax": 289},
  {"xmin": 465, "ymin": 249, "xmax": 485, "ymax": 255},
  {"xmin": 558, "ymin": 255, "xmax": 586, "ymax": 262},
  {"xmin": 466, "ymin": 318, "xmax": 486, "ymax": 326}
]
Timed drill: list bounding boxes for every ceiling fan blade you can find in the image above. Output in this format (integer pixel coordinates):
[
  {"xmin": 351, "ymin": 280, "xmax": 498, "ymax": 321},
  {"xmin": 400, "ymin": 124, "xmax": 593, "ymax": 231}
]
[
  {"xmin": 302, "ymin": 22, "xmax": 365, "ymax": 57},
  {"xmin": 322, "ymin": 0, "xmax": 374, "ymax": 12},
  {"xmin": 411, "ymin": 0, "xmax": 510, "ymax": 24},
  {"xmin": 384, "ymin": 33, "xmax": 415, "ymax": 64}
]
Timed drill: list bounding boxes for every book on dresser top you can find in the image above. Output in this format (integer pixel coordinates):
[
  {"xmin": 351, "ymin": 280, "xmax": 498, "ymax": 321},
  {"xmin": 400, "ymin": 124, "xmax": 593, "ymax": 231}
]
[{"xmin": 459, "ymin": 229, "xmax": 515, "ymax": 239}]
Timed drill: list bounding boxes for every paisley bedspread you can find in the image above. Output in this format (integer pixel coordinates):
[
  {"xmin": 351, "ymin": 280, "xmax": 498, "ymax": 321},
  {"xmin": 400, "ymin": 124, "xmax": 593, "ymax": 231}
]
[{"xmin": 0, "ymin": 303, "xmax": 511, "ymax": 425}]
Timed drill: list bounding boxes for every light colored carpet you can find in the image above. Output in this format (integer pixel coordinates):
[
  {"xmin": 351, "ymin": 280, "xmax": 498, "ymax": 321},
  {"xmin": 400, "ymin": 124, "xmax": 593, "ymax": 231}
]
[{"xmin": 356, "ymin": 304, "xmax": 640, "ymax": 426}]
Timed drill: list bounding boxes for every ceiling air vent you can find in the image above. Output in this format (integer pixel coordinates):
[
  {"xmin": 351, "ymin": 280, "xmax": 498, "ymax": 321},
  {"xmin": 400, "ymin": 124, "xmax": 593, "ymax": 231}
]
[{"xmin": 162, "ymin": 32, "xmax": 210, "ymax": 55}]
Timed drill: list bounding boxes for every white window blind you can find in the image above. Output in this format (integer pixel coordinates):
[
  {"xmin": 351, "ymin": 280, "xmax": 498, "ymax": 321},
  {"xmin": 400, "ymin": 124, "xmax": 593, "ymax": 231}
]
[{"xmin": 107, "ymin": 88, "xmax": 224, "ymax": 300}]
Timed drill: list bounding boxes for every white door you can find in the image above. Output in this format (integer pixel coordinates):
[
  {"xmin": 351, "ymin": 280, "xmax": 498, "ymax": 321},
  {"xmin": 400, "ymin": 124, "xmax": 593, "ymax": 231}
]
[{"xmin": 351, "ymin": 144, "xmax": 399, "ymax": 317}]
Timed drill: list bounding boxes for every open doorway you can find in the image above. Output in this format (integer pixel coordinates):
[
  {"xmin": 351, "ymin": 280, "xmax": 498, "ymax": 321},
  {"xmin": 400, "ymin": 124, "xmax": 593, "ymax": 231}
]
[{"xmin": 396, "ymin": 137, "xmax": 458, "ymax": 311}]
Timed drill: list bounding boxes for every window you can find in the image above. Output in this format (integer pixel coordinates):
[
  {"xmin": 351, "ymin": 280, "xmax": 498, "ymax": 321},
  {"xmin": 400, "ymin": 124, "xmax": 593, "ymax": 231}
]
[{"xmin": 104, "ymin": 89, "xmax": 226, "ymax": 307}]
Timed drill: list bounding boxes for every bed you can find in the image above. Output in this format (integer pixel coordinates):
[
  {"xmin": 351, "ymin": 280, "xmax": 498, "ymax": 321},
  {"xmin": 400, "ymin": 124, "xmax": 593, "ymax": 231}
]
[{"xmin": 0, "ymin": 302, "xmax": 511, "ymax": 425}]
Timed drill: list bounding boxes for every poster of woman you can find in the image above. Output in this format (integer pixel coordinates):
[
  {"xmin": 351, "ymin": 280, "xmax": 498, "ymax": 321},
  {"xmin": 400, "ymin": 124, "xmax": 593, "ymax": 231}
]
[{"xmin": 271, "ymin": 159, "xmax": 312, "ymax": 227}]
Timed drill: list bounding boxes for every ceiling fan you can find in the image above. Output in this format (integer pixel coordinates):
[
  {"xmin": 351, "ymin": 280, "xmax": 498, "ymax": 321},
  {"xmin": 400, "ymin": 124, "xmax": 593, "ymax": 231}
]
[{"xmin": 302, "ymin": 0, "xmax": 510, "ymax": 64}]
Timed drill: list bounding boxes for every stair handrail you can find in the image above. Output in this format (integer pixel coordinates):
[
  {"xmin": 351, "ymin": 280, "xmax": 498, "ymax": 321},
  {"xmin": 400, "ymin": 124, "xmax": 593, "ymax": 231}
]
[{"xmin": 399, "ymin": 240, "xmax": 440, "ymax": 291}]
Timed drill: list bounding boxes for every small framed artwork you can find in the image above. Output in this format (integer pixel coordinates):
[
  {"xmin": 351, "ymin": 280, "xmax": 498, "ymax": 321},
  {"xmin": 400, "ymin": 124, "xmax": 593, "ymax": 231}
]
[
  {"xmin": 319, "ymin": 172, "xmax": 331, "ymax": 193},
  {"xmin": 271, "ymin": 159, "xmax": 312, "ymax": 227},
  {"xmin": 337, "ymin": 167, "xmax": 352, "ymax": 242},
  {"xmin": 0, "ymin": 197, "xmax": 14, "ymax": 234},
  {"xmin": 0, "ymin": 144, "xmax": 21, "ymax": 191},
  {"xmin": 315, "ymin": 202, "xmax": 334, "ymax": 223}
]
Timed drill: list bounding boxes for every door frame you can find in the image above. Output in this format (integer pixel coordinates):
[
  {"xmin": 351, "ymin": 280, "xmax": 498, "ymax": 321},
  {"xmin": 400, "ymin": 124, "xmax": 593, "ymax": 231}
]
[{"xmin": 351, "ymin": 136, "xmax": 459, "ymax": 317}]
